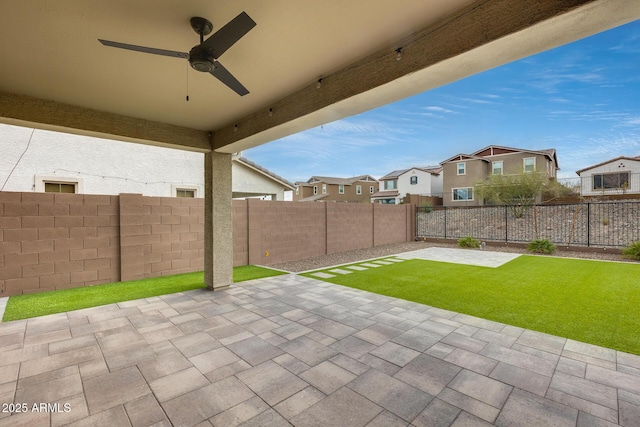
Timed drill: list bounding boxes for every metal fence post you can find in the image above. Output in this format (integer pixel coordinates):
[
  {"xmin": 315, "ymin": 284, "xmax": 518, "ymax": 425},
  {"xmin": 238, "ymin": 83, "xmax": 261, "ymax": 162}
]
[
  {"xmin": 443, "ymin": 206, "xmax": 447, "ymax": 239},
  {"xmin": 504, "ymin": 205, "xmax": 508, "ymax": 242},
  {"xmin": 587, "ymin": 203, "xmax": 590, "ymax": 247}
]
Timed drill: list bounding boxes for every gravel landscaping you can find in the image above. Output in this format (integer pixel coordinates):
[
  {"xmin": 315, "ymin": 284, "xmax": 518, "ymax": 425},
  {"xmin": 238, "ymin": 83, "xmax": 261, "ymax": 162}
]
[{"xmin": 270, "ymin": 240, "xmax": 636, "ymax": 273}]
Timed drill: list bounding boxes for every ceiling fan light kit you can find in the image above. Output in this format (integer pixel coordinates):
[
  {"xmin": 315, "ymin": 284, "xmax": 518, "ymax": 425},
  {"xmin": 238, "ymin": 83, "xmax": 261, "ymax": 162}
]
[{"xmin": 98, "ymin": 12, "xmax": 256, "ymax": 96}]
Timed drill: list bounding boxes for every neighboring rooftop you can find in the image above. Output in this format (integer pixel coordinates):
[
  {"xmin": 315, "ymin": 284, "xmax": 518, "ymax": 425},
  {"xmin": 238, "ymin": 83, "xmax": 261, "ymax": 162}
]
[
  {"xmin": 236, "ymin": 156, "xmax": 296, "ymax": 190},
  {"xmin": 379, "ymin": 166, "xmax": 442, "ymax": 180}
]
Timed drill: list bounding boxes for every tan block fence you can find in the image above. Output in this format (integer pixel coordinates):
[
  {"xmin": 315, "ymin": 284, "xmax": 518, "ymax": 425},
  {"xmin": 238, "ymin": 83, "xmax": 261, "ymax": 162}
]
[{"xmin": 0, "ymin": 192, "xmax": 415, "ymax": 297}]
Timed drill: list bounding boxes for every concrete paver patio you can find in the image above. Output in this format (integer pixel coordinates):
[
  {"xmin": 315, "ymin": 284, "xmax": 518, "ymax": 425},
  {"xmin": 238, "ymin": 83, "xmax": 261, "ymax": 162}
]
[{"xmin": 0, "ymin": 250, "xmax": 639, "ymax": 426}]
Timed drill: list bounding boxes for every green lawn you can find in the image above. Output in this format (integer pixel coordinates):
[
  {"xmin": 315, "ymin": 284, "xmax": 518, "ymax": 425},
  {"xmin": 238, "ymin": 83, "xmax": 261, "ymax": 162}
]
[
  {"xmin": 303, "ymin": 256, "xmax": 640, "ymax": 355},
  {"xmin": 3, "ymin": 265, "xmax": 287, "ymax": 322}
]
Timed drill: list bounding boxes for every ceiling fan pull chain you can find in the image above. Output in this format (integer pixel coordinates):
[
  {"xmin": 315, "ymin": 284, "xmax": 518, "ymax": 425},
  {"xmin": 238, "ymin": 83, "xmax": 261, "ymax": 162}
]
[{"xmin": 186, "ymin": 61, "xmax": 190, "ymax": 102}]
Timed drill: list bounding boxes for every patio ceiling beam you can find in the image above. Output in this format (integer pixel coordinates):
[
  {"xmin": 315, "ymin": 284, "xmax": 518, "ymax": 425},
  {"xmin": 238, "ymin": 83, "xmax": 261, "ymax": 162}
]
[
  {"xmin": 212, "ymin": 0, "xmax": 639, "ymax": 153},
  {"xmin": 0, "ymin": 91, "xmax": 211, "ymax": 152}
]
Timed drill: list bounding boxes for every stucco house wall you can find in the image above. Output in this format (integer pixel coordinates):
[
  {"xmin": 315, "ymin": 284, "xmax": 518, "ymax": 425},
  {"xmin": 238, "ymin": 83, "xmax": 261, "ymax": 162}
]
[
  {"xmin": 0, "ymin": 124, "xmax": 292, "ymax": 200},
  {"xmin": 576, "ymin": 157, "xmax": 640, "ymax": 196}
]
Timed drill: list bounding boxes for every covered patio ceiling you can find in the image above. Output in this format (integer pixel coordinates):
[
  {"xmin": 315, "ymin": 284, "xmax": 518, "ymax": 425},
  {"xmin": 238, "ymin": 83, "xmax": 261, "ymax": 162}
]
[{"xmin": 1, "ymin": 0, "xmax": 639, "ymax": 154}]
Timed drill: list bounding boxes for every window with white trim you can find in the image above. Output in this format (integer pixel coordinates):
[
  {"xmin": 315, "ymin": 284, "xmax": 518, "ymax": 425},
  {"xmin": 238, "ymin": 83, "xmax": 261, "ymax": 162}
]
[
  {"xmin": 338, "ymin": 184, "xmax": 344, "ymax": 194},
  {"xmin": 322, "ymin": 184, "xmax": 327, "ymax": 194},
  {"xmin": 295, "ymin": 187, "xmax": 299, "ymax": 195},
  {"xmin": 593, "ymin": 172, "xmax": 630, "ymax": 190},
  {"xmin": 44, "ymin": 182, "xmax": 76, "ymax": 193},
  {"xmin": 457, "ymin": 163, "xmax": 466, "ymax": 175},
  {"xmin": 452, "ymin": 187, "xmax": 473, "ymax": 201},
  {"xmin": 492, "ymin": 161, "xmax": 503, "ymax": 175},
  {"xmin": 313, "ymin": 186, "xmax": 317, "ymax": 195},
  {"xmin": 384, "ymin": 180, "xmax": 397, "ymax": 190},
  {"xmin": 176, "ymin": 189, "xmax": 196, "ymax": 198},
  {"xmin": 523, "ymin": 157, "xmax": 536, "ymax": 173},
  {"xmin": 35, "ymin": 175, "xmax": 84, "ymax": 194},
  {"xmin": 356, "ymin": 185, "xmax": 361, "ymax": 195},
  {"xmin": 370, "ymin": 186, "xmax": 374, "ymax": 194}
]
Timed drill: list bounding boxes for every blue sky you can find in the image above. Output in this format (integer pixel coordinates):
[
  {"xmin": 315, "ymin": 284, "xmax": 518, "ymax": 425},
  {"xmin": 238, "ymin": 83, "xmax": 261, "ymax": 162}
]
[{"xmin": 246, "ymin": 20, "xmax": 640, "ymax": 182}]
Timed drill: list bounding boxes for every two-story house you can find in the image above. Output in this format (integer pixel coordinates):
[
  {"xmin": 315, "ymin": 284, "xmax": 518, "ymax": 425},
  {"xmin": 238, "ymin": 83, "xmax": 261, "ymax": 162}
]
[
  {"xmin": 576, "ymin": 155, "xmax": 640, "ymax": 196},
  {"xmin": 441, "ymin": 145, "xmax": 559, "ymax": 206},
  {"xmin": 294, "ymin": 175, "xmax": 378, "ymax": 202},
  {"xmin": 371, "ymin": 166, "xmax": 443, "ymax": 204}
]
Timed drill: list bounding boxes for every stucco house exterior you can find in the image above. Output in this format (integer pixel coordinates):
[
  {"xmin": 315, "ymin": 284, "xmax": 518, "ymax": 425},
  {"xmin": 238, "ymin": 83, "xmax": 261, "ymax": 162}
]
[
  {"xmin": 575, "ymin": 155, "xmax": 640, "ymax": 196},
  {"xmin": 371, "ymin": 166, "xmax": 443, "ymax": 204},
  {"xmin": 440, "ymin": 145, "xmax": 560, "ymax": 206},
  {"xmin": 0, "ymin": 125, "xmax": 294, "ymax": 200},
  {"xmin": 294, "ymin": 175, "xmax": 377, "ymax": 202}
]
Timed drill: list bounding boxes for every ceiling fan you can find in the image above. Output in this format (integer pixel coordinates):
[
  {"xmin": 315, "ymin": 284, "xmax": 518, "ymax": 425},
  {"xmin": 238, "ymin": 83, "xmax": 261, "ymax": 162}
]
[{"xmin": 99, "ymin": 12, "xmax": 256, "ymax": 96}]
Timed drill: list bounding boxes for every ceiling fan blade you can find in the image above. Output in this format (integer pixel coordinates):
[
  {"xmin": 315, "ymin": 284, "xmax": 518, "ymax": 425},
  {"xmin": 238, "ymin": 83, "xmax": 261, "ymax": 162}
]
[
  {"xmin": 210, "ymin": 61, "xmax": 249, "ymax": 96},
  {"xmin": 99, "ymin": 39, "xmax": 189, "ymax": 59},
  {"xmin": 201, "ymin": 12, "xmax": 256, "ymax": 58}
]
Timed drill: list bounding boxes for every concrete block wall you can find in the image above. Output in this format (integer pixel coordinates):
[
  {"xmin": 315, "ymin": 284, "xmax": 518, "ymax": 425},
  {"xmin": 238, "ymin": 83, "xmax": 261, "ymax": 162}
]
[
  {"xmin": 0, "ymin": 192, "xmax": 119, "ymax": 296},
  {"xmin": 232, "ymin": 200, "xmax": 249, "ymax": 266},
  {"xmin": 326, "ymin": 203, "xmax": 374, "ymax": 254},
  {"xmin": 119, "ymin": 194, "xmax": 204, "ymax": 282},
  {"xmin": 246, "ymin": 199, "xmax": 327, "ymax": 266},
  {"xmin": 373, "ymin": 204, "xmax": 413, "ymax": 246},
  {"xmin": 1, "ymin": 191, "xmax": 414, "ymax": 296}
]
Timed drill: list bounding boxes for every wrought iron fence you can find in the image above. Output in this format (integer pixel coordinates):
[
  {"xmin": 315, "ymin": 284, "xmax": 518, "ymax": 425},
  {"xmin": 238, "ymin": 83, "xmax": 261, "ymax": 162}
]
[{"xmin": 416, "ymin": 201, "xmax": 640, "ymax": 247}]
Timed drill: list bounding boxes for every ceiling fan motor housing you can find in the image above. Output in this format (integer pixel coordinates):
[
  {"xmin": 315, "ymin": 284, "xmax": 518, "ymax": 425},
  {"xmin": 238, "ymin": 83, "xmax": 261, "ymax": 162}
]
[{"xmin": 189, "ymin": 45, "xmax": 215, "ymax": 72}]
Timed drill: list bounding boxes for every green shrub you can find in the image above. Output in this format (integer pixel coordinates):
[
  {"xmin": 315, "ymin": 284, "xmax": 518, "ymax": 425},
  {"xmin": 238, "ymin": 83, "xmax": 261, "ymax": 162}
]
[
  {"xmin": 527, "ymin": 239, "xmax": 557, "ymax": 255},
  {"xmin": 622, "ymin": 240, "xmax": 640, "ymax": 261},
  {"xmin": 419, "ymin": 201, "xmax": 432, "ymax": 213},
  {"xmin": 458, "ymin": 236, "xmax": 481, "ymax": 248}
]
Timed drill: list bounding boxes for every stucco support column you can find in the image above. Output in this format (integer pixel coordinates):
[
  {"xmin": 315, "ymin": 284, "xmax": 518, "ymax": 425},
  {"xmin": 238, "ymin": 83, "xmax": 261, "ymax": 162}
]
[{"xmin": 204, "ymin": 151, "xmax": 233, "ymax": 290}]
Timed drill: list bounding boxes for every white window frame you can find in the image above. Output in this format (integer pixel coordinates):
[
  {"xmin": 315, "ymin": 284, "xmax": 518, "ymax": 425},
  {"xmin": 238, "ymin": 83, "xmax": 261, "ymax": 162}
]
[
  {"xmin": 313, "ymin": 185, "xmax": 318, "ymax": 195},
  {"xmin": 523, "ymin": 157, "xmax": 536, "ymax": 173},
  {"xmin": 452, "ymin": 187, "xmax": 474, "ymax": 201},
  {"xmin": 295, "ymin": 187, "xmax": 299, "ymax": 195},
  {"xmin": 370, "ymin": 186, "xmax": 375, "ymax": 194},
  {"xmin": 457, "ymin": 163, "xmax": 466, "ymax": 175},
  {"xmin": 338, "ymin": 184, "xmax": 345, "ymax": 194},
  {"xmin": 35, "ymin": 175, "xmax": 84, "ymax": 194},
  {"xmin": 355, "ymin": 185, "xmax": 361, "ymax": 195},
  {"xmin": 322, "ymin": 184, "xmax": 327, "ymax": 194},
  {"xmin": 384, "ymin": 180, "xmax": 397, "ymax": 190},
  {"xmin": 171, "ymin": 184, "xmax": 200, "ymax": 198},
  {"xmin": 492, "ymin": 161, "xmax": 503, "ymax": 175}
]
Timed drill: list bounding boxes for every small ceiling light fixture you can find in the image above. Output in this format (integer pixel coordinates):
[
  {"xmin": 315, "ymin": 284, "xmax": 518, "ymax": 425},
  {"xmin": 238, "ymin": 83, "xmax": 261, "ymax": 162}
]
[
  {"xmin": 316, "ymin": 78, "xmax": 323, "ymax": 89},
  {"xmin": 396, "ymin": 47, "xmax": 403, "ymax": 61}
]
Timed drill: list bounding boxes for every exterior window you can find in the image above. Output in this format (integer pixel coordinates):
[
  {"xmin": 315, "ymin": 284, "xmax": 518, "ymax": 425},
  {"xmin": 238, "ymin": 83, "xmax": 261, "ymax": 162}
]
[
  {"xmin": 452, "ymin": 187, "xmax": 473, "ymax": 201},
  {"xmin": 593, "ymin": 172, "xmax": 629, "ymax": 190},
  {"xmin": 492, "ymin": 161, "xmax": 503, "ymax": 175},
  {"xmin": 384, "ymin": 180, "xmax": 397, "ymax": 190},
  {"xmin": 457, "ymin": 163, "xmax": 466, "ymax": 175},
  {"xmin": 176, "ymin": 189, "xmax": 196, "ymax": 198},
  {"xmin": 356, "ymin": 185, "xmax": 362, "ymax": 195},
  {"xmin": 339, "ymin": 184, "xmax": 344, "ymax": 194},
  {"xmin": 295, "ymin": 187, "xmax": 299, "ymax": 195},
  {"xmin": 313, "ymin": 186, "xmax": 317, "ymax": 195},
  {"xmin": 523, "ymin": 157, "xmax": 536, "ymax": 173},
  {"xmin": 380, "ymin": 199, "xmax": 396, "ymax": 204},
  {"xmin": 44, "ymin": 182, "xmax": 76, "ymax": 193},
  {"xmin": 410, "ymin": 176, "xmax": 418, "ymax": 185},
  {"xmin": 370, "ymin": 186, "xmax": 374, "ymax": 194},
  {"xmin": 322, "ymin": 184, "xmax": 327, "ymax": 194}
]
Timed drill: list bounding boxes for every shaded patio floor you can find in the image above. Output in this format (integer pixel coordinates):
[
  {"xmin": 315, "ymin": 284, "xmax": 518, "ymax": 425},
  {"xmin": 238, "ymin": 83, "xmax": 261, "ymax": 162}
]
[{"xmin": 0, "ymin": 254, "xmax": 639, "ymax": 426}]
